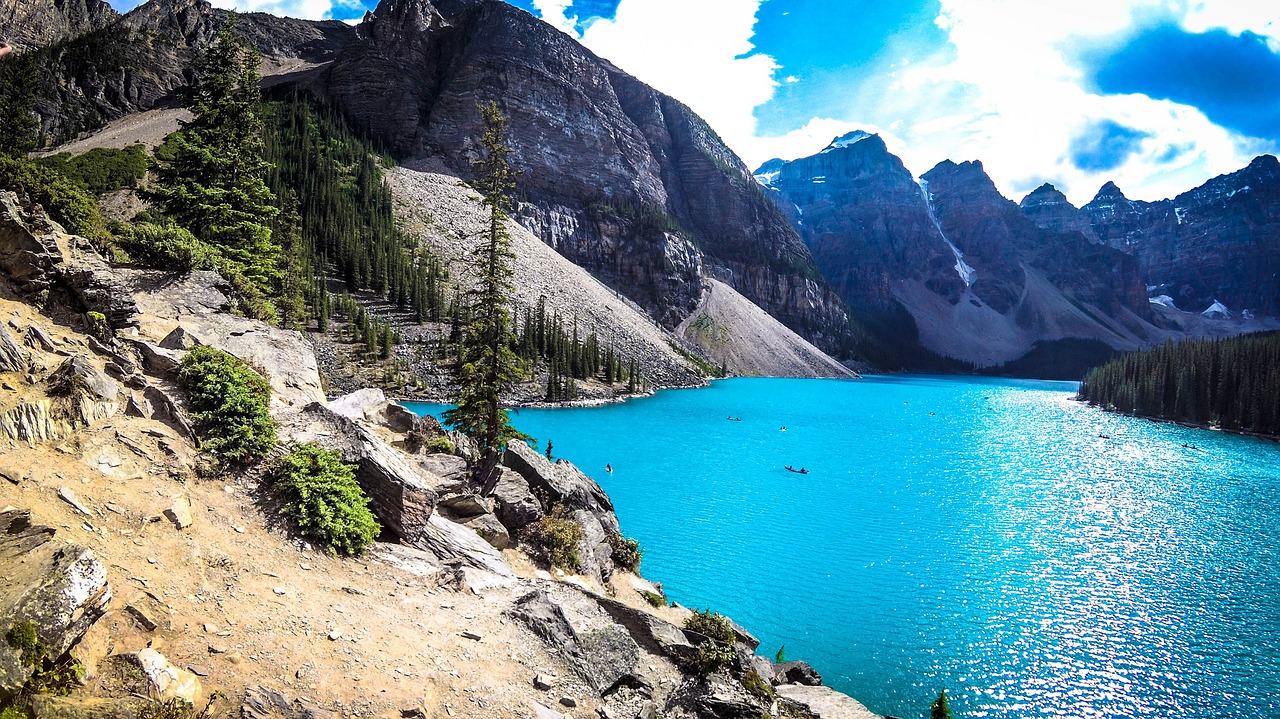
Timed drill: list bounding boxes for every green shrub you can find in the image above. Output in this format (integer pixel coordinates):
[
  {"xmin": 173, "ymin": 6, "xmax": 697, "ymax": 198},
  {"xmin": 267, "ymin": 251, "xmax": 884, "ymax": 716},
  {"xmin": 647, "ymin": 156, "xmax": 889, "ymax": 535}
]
[
  {"xmin": 640, "ymin": 590, "xmax": 666, "ymax": 608},
  {"xmin": 741, "ymin": 669, "xmax": 775, "ymax": 700},
  {"xmin": 4, "ymin": 621, "xmax": 83, "ymax": 696},
  {"xmin": 686, "ymin": 638, "xmax": 735, "ymax": 677},
  {"xmin": 425, "ymin": 436, "xmax": 455, "ymax": 455},
  {"xmin": 274, "ymin": 443, "xmax": 380, "ymax": 556},
  {"xmin": 85, "ymin": 311, "xmax": 111, "ymax": 342},
  {"xmin": 111, "ymin": 221, "xmax": 220, "ymax": 273},
  {"xmin": 178, "ymin": 346, "xmax": 277, "ymax": 463},
  {"xmin": 526, "ymin": 505, "xmax": 584, "ymax": 572},
  {"xmin": 606, "ymin": 532, "xmax": 642, "ymax": 573},
  {"xmin": 1, "ymin": 705, "xmax": 29, "ymax": 719},
  {"xmin": 35, "ymin": 145, "xmax": 147, "ymax": 195},
  {"xmin": 685, "ymin": 609, "xmax": 735, "ymax": 644},
  {"xmin": 0, "ymin": 155, "xmax": 102, "ymax": 239}
]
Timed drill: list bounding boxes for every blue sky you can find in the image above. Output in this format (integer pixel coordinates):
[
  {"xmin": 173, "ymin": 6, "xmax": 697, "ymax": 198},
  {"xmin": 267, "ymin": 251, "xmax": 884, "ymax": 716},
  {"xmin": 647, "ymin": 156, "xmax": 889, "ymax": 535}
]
[{"xmin": 146, "ymin": 0, "xmax": 1280, "ymax": 204}]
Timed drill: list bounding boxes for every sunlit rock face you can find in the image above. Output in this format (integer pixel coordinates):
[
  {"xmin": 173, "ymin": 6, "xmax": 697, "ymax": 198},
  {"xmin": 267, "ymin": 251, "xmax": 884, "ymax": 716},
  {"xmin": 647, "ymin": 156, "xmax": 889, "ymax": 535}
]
[{"xmin": 321, "ymin": 0, "xmax": 852, "ymax": 349}]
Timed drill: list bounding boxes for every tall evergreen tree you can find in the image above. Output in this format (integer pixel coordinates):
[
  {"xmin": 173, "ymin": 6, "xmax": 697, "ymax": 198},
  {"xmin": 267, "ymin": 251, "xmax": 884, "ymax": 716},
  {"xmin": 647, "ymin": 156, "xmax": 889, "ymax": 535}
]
[
  {"xmin": 443, "ymin": 102, "xmax": 527, "ymax": 458},
  {"xmin": 0, "ymin": 50, "xmax": 39, "ymax": 155},
  {"xmin": 931, "ymin": 690, "xmax": 953, "ymax": 719},
  {"xmin": 147, "ymin": 14, "xmax": 280, "ymax": 297}
]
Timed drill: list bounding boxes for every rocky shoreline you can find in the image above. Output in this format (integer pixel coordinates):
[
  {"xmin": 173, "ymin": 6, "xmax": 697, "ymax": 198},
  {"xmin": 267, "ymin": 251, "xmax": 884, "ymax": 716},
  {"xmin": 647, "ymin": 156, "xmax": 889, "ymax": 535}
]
[{"xmin": 0, "ymin": 191, "xmax": 882, "ymax": 718}]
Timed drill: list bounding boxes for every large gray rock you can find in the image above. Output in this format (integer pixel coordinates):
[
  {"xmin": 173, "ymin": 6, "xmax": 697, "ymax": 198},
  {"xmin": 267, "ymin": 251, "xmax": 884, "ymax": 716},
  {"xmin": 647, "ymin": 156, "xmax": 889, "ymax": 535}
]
[
  {"xmin": 773, "ymin": 660, "xmax": 822, "ymax": 687},
  {"xmin": 593, "ymin": 597, "xmax": 697, "ymax": 664},
  {"xmin": 127, "ymin": 270, "xmax": 324, "ymax": 412},
  {"xmin": 0, "ymin": 325, "xmax": 29, "ymax": 374},
  {"xmin": 775, "ymin": 684, "xmax": 881, "ymax": 719},
  {"xmin": 490, "ymin": 467, "xmax": 543, "ymax": 531},
  {"xmin": 0, "ymin": 509, "xmax": 111, "ymax": 696},
  {"xmin": 47, "ymin": 356, "xmax": 120, "ymax": 427},
  {"xmin": 413, "ymin": 515, "xmax": 513, "ymax": 579},
  {"xmin": 277, "ymin": 403, "xmax": 439, "ymax": 544},
  {"xmin": 459, "ymin": 512, "xmax": 511, "ymax": 550},
  {"xmin": 327, "ymin": 388, "xmax": 420, "ymax": 434},
  {"xmin": 0, "ymin": 192, "xmax": 139, "ymax": 329},
  {"xmin": 509, "ymin": 590, "xmax": 639, "ymax": 695},
  {"xmin": 504, "ymin": 440, "xmax": 619, "ymax": 533},
  {"xmin": 241, "ymin": 684, "xmax": 336, "ymax": 719}
]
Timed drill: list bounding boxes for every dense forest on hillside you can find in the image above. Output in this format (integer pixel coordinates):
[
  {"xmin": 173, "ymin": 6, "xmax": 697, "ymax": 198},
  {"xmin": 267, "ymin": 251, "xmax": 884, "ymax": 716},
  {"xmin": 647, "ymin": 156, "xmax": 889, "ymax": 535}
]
[{"xmin": 1077, "ymin": 332, "xmax": 1280, "ymax": 437}]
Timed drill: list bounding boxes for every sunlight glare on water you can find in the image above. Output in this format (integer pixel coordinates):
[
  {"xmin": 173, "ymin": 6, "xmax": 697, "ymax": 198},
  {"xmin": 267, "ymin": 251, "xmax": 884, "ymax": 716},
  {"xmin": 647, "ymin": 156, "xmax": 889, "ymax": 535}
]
[{"xmin": 403, "ymin": 376, "xmax": 1280, "ymax": 719}]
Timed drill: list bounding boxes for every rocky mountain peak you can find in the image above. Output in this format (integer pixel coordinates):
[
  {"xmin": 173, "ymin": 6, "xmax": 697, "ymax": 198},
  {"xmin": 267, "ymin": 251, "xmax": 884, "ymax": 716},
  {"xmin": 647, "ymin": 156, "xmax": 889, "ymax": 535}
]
[
  {"xmin": 1019, "ymin": 183, "xmax": 1069, "ymax": 208},
  {"xmin": 4, "ymin": 0, "xmax": 118, "ymax": 48},
  {"xmin": 1018, "ymin": 183, "xmax": 1098, "ymax": 242},
  {"xmin": 821, "ymin": 130, "xmax": 877, "ymax": 153},
  {"xmin": 921, "ymin": 159, "xmax": 1002, "ymax": 206},
  {"xmin": 1092, "ymin": 181, "xmax": 1127, "ymax": 203}
]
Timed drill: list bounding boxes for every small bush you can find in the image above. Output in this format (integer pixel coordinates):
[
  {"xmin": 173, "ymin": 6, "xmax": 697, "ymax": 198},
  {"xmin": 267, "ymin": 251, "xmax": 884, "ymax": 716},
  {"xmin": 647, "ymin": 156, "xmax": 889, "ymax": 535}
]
[
  {"xmin": 35, "ymin": 145, "xmax": 147, "ymax": 195},
  {"xmin": 425, "ymin": 436, "xmax": 455, "ymax": 455},
  {"xmin": 687, "ymin": 638, "xmax": 735, "ymax": 677},
  {"xmin": 606, "ymin": 532, "xmax": 642, "ymax": 573},
  {"xmin": 85, "ymin": 311, "xmax": 111, "ymax": 342},
  {"xmin": 685, "ymin": 609, "xmax": 735, "ymax": 644},
  {"xmin": 4, "ymin": 621, "xmax": 83, "ymax": 696},
  {"xmin": 640, "ymin": 590, "xmax": 666, "ymax": 608},
  {"xmin": 1, "ymin": 705, "xmax": 29, "ymax": 719},
  {"xmin": 0, "ymin": 155, "xmax": 103, "ymax": 240},
  {"xmin": 178, "ymin": 346, "xmax": 277, "ymax": 463},
  {"xmin": 111, "ymin": 221, "xmax": 220, "ymax": 273},
  {"xmin": 526, "ymin": 505, "xmax": 584, "ymax": 572},
  {"xmin": 275, "ymin": 443, "xmax": 380, "ymax": 556},
  {"xmin": 741, "ymin": 669, "xmax": 775, "ymax": 700}
]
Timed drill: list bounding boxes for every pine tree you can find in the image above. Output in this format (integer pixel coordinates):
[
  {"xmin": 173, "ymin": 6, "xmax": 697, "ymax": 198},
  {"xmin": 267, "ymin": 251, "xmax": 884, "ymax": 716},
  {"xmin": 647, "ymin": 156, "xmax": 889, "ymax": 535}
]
[
  {"xmin": 931, "ymin": 690, "xmax": 953, "ymax": 719},
  {"xmin": 443, "ymin": 102, "xmax": 528, "ymax": 456},
  {"xmin": 147, "ymin": 14, "xmax": 280, "ymax": 298},
  {"xmin": 274, "ymin": 189, "xmax": 307, "ymax": 330},
  {"xmin": 0, "ymin": 51, "xmax": 39, "ymax": 155}
]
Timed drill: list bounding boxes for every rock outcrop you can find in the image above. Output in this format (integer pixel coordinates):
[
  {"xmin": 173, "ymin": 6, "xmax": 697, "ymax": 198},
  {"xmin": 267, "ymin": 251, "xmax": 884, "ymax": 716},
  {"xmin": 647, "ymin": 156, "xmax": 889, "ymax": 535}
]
[
  {"xmin": 2, "ymin": 0, "xmax": 117, "ymax": 49},
  {"xmin": 276, "ymin": 402, "xmax": 440, "ymax": 544},
  {"xmin": 0, "ymin": 509, "xmax": 111, "ymax": 696}
]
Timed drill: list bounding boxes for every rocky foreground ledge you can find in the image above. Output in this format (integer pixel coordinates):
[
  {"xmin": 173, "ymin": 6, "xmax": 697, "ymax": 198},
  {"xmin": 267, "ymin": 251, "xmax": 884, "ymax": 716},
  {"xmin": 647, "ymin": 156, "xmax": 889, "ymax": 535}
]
[{"xmin": 0, "ymin": 193, "xmax": 881, "ymax": 718}]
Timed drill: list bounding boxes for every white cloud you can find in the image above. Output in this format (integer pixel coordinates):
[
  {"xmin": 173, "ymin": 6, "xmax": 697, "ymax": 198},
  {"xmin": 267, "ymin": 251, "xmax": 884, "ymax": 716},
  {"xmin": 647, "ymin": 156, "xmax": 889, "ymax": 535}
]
[
  {"xmin": 535, "ymin": 0, "xmax": 780, "ymax": 169},
  {"xmin": 530, "ymin": 0, "xmax": 1276, "ymax": 205},
  {"xmin": 531, "ymin": 0, "xmax": 579, "ymax": 34},
  {"xmin": 208, "ymin": 0, "xmax": 334, "ymax": 20}
]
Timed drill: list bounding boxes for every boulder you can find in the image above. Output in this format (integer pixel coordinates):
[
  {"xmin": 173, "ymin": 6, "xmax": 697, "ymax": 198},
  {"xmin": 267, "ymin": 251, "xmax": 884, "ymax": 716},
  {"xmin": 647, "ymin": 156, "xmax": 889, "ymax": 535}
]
[
  {"xmin": 119, "ymin": 648, "xmax": 202, "ymax": 704},
  {"xmin": 460, "ymin": 512, "xmax": 511, "ymax": 550},
  {"xmin": 509, "ymin": 590, "xmax": 639, "ymax": 695},
  {"xmin": 723, "ymin": 616, "xmax": 760, "ymax": 652},
  {"xmin": 327, "ymin": 388, "xmax": 421, "ymax": 434},
  {"xmin": 127, "ymin": 270, "xmax": 324, "ymax": 412},
  {"xmin": 0, "ymin": 325, "xmax": 29, "ymax": 374},
  {"xmin": 0, "ymin": 191, "xmax": 64, "ymax": 293},
  {"xmin": 0, "ymin": 509, "xmax": 111, "ymax": 696},
  {"xmin": 418, "ymin": 453, "xmax": 468, "ymax": 487},
  {"xmin": 773, "ymin": 660, "xmax": 822, "ymax": 687},
  {"xmin": 667, "ymin": 677, "xmax": 765, "ymax": 719},
  {"xmin": 126, "ymin": 340, "xmax": 181, "ymax": 376},
  {"xmin": 157, "ymin": 326, "xmax": 201, "ymax": 350},
  {"xmin": 593, "ymin": 597, "xmax": 697, "ymax": 664},
  {"xmin": 504, "ymin": 441, "xmax": 618, "ymax": 532},
  {"xmin": 571, "ymin": 507, "xmax": 614, "ymax": 587},
  {"xmin": 163, "ymin": 496, "xmax": 193, "ymax": 530},
  {"xmin": 47, "ymin": 356, "xmax": 120, "ymax": 426},
  {"xmin": 437, "ymin": 493, "xmax": 492, "ymax": 518},
  {"xmin": 277, "ymin": 403, "xmax": 439, "ymax": 543},
  {"xmin": 775, "ymin": 684, "xmax": 880, "ymax": 719},
  {"xmin": 491, "ymin": 467, "xmax": 543, "ymax": 531},
  {"xmin": 413, "ymin": 514, "xmax": 513, "ymax": 579}
]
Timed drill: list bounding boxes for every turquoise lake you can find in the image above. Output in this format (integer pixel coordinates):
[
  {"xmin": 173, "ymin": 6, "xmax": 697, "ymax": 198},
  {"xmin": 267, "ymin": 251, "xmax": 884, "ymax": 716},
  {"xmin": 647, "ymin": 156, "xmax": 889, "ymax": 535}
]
[{"xmin": 403, "ymin": 376, "xmax": 1280, "ymax": 719}]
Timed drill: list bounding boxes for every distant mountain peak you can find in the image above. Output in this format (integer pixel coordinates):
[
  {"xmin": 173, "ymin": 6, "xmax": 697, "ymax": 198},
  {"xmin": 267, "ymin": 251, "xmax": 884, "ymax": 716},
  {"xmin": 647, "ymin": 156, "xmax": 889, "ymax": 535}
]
[
  {"xmin": 821, "ymin": 130, "xmax": 876, "ymax": 153},
  {"xmin": 1093, "ymin": 181, "xmax": 1127, "ymax": 203},
  {"xmin": 1020, "ymin": 183, "xmax": 1072, "ymax": 209}
]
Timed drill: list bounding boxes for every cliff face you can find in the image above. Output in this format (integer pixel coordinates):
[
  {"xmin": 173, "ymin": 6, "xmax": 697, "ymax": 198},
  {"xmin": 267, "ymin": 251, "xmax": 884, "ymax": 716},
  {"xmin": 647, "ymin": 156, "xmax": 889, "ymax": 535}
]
[
  {"xmin": 1, "ymin": 0, "xmax": 117, "ymax": 48},
  {"xmin": 319, "ymin": 0, "xmax": 851, "ymax": 349},
  {"xmin": 760, "ymin": 133, "xmax": 1153, "ymax": 368},
  {"xmin": 29, "ymin": 0, "xmax": 356, "ymax": 144},
  {"xmin": 1076, "ymin": 156, "xmax": 1280, "ymax": 317}
]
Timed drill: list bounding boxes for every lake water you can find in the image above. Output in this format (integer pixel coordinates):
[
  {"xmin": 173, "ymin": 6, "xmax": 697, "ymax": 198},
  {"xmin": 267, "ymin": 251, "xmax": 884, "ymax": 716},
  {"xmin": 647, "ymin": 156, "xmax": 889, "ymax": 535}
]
[{"xmin": 403, "ymin": 376, "xmax": 1280, "ymax": 719}]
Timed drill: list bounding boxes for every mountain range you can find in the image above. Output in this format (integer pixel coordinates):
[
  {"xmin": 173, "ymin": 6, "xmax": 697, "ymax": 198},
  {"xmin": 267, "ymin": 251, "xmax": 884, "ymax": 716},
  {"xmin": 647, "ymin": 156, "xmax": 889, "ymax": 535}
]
[
  {"xmin": 17, "ymin": 0, "xmax": 1280, "ymax": 376},
  {"xmin": 757, "ymin": 132, "xmax": 1279, "ymax": 372}
]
